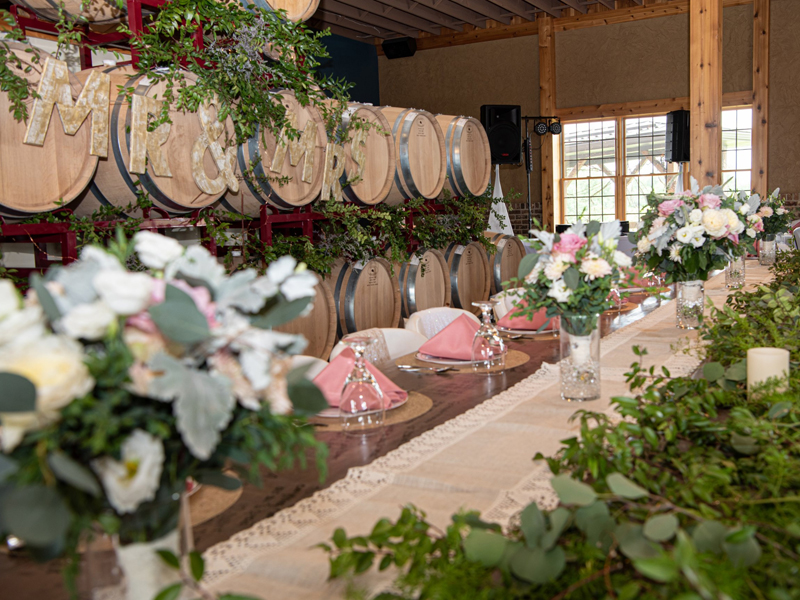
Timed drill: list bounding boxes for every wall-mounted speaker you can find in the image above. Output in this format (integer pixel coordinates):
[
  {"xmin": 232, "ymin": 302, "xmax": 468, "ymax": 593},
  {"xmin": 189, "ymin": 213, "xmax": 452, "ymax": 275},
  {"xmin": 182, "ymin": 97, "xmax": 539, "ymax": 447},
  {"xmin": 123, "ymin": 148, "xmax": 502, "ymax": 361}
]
[
  {"xmin": 480, "ymin": 104, "xmax": 521, "ymax": 165},
  {"xmin": 382, "ymin": 37, "xmax": 417, "ymax": 60},
  {"xmin": 666, "ymin": 110, "xmax": 690, "ymax": 163}
]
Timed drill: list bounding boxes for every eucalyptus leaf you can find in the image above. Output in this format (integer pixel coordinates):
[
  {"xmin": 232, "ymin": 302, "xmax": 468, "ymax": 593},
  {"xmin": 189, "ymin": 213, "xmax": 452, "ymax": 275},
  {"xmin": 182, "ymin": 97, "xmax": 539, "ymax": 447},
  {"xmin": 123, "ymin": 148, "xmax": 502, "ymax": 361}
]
[
  {"xmin": 643, "ymin": 514, "xmax": 679, "ymax": 542},
  {"xmin": 287, "ymin": 377, "xmax": 328, "ymax": 417},
  {"xmin": 1, "ymin": 485, "xmax": 71, "ymax": 547},
  {"xmin": 723, "ymin": 536, "xmax": 762, "ymax": 567},
  {"xmin": 463, "ymin": 529, "xmax": 507, "ymax": 567},
  {"xmin": 730, "ymin": 432, "xmax": 759, "ymax": 455},
  {"xmin": 48, "ymin": 452, "xmax": 101, "ymax": 497},
  {"xmin": 148, "ymin": 284, "xmax": 211, "ymax": 345},
  {"xmin": 0, "ymin": 372, "xmax": 36, "ymax": 413},
  {"xmin": 632, "ymin": 555, "xmax": 679, "ymax": 583},
  {"xmin": 702, "ymin": 362, "xmax": 724, "ymax": 382},
  {"xmin": 29, "ymin": 273, "xmax": 61, "ymax": 322},
  {"xmin": 519, "ymin": 503, "xmax": 545, "ymax": 548},
  {"xmin": 251, "ymin": 296, "xmax": 313, "ymax": 329},
  {"xmin": 724, "ymin": 360, "xmax": 747, "ymax": 382},
  {"xmin": 616, "ymin": 522, "xmax": 661, "ymax": 560},
  {"xmin": 585, "ymin": 221, "xmax": 601, "ymax": 237},
  {"xmin": 550, "ymin": 474, "xmax": 597, "ymax": 506},
  {"xmin": 517, "ymin": 254, "xmax": 539, "ymax": 280},
  {"xmin": 767, "ymin": 402, "xmax": 792, "ymax": 420},
  {"xmin": 607, "ymin": 472, "xmax": 649, "ymax": 499},
  {"xmin": 692, "ymin": 520, "xmax": 728, "ymax": 554},
  {"xmin": 540, "ymin": 507, "xmax": 570, "ymax": 550},
  {"xmin": 509, "ymin": 545, "xmax": 566, "ymax": 584},
  {"xmin": 563, "ymin": 267, "xmax": 581, "ymax": 291},
  {"xmin": 0, "ymin": 455, "xmax": 17, "ymax": 483}
]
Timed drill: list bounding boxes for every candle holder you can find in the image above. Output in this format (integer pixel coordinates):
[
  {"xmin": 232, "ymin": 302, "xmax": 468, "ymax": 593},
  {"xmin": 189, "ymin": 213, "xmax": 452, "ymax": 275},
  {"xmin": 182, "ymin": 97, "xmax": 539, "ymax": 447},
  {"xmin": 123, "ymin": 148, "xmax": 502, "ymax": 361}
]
[
  {"xmin": 725, "ymin": 256, "xmax": 746, "ymax": 289},
  {"xmin": 747, "ymin": 347, "xmax": 790, "ymax": 397}
]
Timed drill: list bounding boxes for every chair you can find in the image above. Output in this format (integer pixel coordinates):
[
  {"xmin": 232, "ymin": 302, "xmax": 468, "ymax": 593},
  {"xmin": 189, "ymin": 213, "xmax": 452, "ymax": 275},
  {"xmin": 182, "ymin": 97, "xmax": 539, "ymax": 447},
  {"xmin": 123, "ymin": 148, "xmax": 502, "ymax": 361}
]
[
  {"xmin": 616, "ymin": 234, "xmax": 636, "ymax": 258},
  {"xmin": 491, "ymin": 288, "xmax": 525, "ymax": 320},
  {"xmin": 288, "ymin": 355, "xmax": 328, "ymax": 380},
  {"xmin": 793, "ymin": 228, "xmax": 800, "ymax": 250},
  {"xmin": 329, "ymin": 328, "xmax": 427, "ymax": 363},
  {"xmin": 404, "ymin": 307, "xmax": 481, "ymax": 339}
]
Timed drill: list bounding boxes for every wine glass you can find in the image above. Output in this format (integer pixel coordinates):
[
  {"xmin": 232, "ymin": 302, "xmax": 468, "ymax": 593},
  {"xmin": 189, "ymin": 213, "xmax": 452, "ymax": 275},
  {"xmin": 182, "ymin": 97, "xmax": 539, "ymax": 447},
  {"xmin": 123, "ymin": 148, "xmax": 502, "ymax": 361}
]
[
  {"xmin": 339, "ymin": 336, "xmax": 385, "ymax": 434},
  {"xmin": 471, "ymin": 301, "xmax": 506, "ymax": 375}
]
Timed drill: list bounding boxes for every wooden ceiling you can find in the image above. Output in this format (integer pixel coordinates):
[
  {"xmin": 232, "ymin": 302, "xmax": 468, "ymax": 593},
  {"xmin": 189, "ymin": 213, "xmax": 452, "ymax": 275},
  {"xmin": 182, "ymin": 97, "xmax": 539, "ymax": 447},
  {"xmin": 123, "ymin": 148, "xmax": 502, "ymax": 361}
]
[{"xmin": 306, "ymin": 0, "xmax": 656, "ymax": 43}]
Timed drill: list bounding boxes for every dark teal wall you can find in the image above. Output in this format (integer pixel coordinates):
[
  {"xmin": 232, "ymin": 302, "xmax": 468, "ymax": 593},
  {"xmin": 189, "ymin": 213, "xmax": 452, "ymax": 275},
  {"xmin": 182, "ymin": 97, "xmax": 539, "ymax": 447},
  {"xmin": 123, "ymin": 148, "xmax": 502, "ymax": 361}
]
[{"xmin": 317, "ymin": 33, "xmax": 380, "ymax": 106}]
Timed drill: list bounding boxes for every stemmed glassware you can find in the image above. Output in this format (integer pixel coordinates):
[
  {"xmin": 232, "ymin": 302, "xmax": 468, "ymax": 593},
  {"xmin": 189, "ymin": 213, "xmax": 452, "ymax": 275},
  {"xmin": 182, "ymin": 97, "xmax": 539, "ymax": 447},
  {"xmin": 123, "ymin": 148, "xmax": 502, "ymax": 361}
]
[
  {"xmin": 471, "ymin": 301, "xmax": 506, "ymax": 374},
  {"xmin": 339, "ymin": 337, "xmax": 385, "ymax": 434}
]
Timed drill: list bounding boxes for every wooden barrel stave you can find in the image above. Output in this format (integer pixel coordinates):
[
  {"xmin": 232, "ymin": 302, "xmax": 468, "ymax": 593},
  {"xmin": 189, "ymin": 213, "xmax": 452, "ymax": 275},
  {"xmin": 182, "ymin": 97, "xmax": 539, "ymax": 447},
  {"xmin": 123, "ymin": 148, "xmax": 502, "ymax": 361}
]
[
  {"xmin": 380, "ymin": 106, "xmax": 446, "ymax": 205},
  {"xmin": 239, "ymin": 0, "xmax": 319, "ymax": 21},
  {"xmin": 328, "ymin": 257, "xmax": 401, "ymax": 337},
  {"xmin": 443, "ymin": 241, "xmax": 491, "ymax": 315},
  {"xmin": 485, "ymin": 231, "xmax": 526, "ymax": 294},
  {"xmin": 397, "ymin": 248, "xmax": 450, "ymax": 318},
  {"xmin": 12, "ymin": 0, "xmax": 124, "ymax": 23},
  {"xmin": 71, "ymin": 65, "xmax": 231, "ymax": 217},
  {"xmin": 0, "ymin": 44, "xmax": 98, "ymax": 219},
  {"xmin": 435, "ymin": 115, "xmax": 491, "ymax": 198},
  {"xmin": 341, "ymin": 104, "xmax": 395, "ymax": 206},
  {"xmin": 273, "ymin": 275, "xmax": 337, "ymax": 360}
]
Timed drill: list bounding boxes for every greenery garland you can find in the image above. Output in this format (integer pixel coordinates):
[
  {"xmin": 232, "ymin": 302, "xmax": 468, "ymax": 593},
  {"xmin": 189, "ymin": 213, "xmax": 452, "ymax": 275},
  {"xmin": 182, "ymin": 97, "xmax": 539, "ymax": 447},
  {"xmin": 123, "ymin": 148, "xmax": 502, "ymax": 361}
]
[{"xmin": 323, "ymin": 253, "xmax": 800, "ymax": 599}]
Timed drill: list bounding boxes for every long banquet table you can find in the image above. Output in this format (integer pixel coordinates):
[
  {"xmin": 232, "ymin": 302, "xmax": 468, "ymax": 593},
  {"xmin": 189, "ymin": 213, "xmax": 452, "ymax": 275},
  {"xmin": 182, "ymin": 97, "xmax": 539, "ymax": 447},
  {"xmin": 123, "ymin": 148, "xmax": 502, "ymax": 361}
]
[{"xmin": 1, "ymin": 264, "xmax": 770, "ymax": 599}]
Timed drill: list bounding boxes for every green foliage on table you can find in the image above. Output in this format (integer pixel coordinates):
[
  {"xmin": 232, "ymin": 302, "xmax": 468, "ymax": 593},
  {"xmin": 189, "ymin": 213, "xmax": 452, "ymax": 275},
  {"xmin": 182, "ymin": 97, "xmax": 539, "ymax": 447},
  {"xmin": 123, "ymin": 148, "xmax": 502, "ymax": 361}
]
[{"xmin": 323, "ymin": 254, "xmax": 800, "ymax": 598}]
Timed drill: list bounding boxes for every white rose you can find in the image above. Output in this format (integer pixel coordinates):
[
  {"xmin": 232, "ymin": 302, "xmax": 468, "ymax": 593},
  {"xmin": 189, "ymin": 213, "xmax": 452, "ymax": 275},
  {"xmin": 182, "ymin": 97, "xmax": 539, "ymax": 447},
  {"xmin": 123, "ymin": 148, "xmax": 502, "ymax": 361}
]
[
  {"xmin": 637, "ymin": 237, "xmax": 652, "ymax": 253},
  {"xmin": 134, "ymin": 231, "xmax": 185, "ymax": 270},
  {"xmin": 80, "ymin": 246, "xmax": 124, "ymax": 272},
  {"xmin": 281, "ymin": 270, "xmax": 318, "ymax": 302},
  {"xmin": 721, "ymin": 209, "xmax": 744, "ymax": 235},
  {"xmin": 547, "ymin": 279, "xmax": 572, "ymax": 303},
  {"xmin": 60, "ymin": 301, "xmax": 116, "ymax": 341},
  {"xmin": 613, "ymin": 251, "xmax": 632, "ymax": 268},
  {"xmin": 544, "ymin": 259, "xmax": 570, "ymax": 281},
  {"xmin": 0, "ymin": 305, "xmax": 47, "ymax": 348},
  {"xmin": 701, "ymin": 209, "xmax": 728, "ymax": 238},
  {"xmin": 739, "ymin": 205, "xmax": 750, "ymax": 216},
  {"xmin": 266, "ymin": 256, "xmax": 297, "ymax": 285},
  {"xmin": 94, "ymin": 270, "xmax": 154, "ymax": 316},
  {"xmin": 689, "ymin": 229, "xmax": 707, "ymax": 248},
  {"xmin": 0, "ymin": 280, "xmax": 21, "ymax": 320},
  {"xmin": 746, "ymin": 228, "xmax": 756, "ymax": 238},
  {"xmin": 689, "ymin": 209, "xmax": 704, "ymax": 224},
  {"xmin": 92, "ymin": 430, "xmax": 164, "ymax": 514},
  {"xmin": 0, "ymin": 335, "xmax": 94, "ymax": 451},
  {"xmin": 776, "ymin": 207, "xmax": 788, "ymax": 216},
  {"xmin": 580, "ymin": 258, "xmax": 613, "ymax": 281}
]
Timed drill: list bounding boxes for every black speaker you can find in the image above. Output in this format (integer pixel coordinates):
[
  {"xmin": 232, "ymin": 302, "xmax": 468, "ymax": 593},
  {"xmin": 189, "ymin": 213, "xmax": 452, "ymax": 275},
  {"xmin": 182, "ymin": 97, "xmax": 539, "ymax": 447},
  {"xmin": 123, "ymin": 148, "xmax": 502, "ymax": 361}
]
[
  {"xmin": 666, "ymin": 110, "xmax": 690, "ymax": 163},
  {"xmin": 480, "ymin": 104, "xmax": 521, "ymax": 165},
  {"xmin": 382, "ymin": 37, "xmax": 416, "ymax": 59}
]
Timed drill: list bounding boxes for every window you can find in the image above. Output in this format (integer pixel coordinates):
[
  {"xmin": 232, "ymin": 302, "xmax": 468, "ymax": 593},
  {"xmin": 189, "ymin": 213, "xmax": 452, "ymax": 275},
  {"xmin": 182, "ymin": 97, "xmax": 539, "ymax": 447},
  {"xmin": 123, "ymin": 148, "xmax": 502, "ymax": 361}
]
[
  {"xmin": 560, "ymin": 108, "xmax": 752, "ymax": 228},
  {"xmin": 721, "ymin": 108, "xmax": 752, "ymax": 194}
]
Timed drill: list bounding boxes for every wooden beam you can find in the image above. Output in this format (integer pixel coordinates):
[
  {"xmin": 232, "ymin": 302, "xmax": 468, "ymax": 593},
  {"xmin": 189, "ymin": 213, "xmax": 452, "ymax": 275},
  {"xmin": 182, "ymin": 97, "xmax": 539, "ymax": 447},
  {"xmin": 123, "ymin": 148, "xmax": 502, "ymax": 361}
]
[
  {"xmin": 689, "ymin": 0, "xmax": 723, "ymax": 188},
  {"xmin": 521, "ymin": 0, "xmax": 562, "ymax": 18},
  {"xmin": 359, "ymin": 0, "xmax": 465, "ymax": 30},
  {"xmin": 539, "ymin": 16, "xmax": 557, "ymax": 232},
  {"xmin": 458, "ymin": 0, "xmax": 514, "ymax": 24},
  {"xmin": 319, "ymin": 0, "xmax": 423, "ymax": 36},
  {"xmin": 595, "ymin": 0, "xmax": 614, "ymax": 8},
  {"xmin": 484, "ymin": 0, "xmax": 539, "ymax": 20},
  {"xmin": 314, "ymin": 9, "xmax": 399, "ymax": 37},
  {"xmin": 308, "ymin": 17, "xmax": 380, "ymax": 40},
  {"xmin": 559, "ymin": 0, "xmax": 588, "ymax": 13},
  {"xmin": 751, "ymin": 0, "xmax": 769, "ymax": 197},
  {"xmin": 555, "ymin": 90, "xmax": 752, "ymax": 120},
  {"xmin": 373, "ymin": 0, "xmax": 486, "ymax": 28}
]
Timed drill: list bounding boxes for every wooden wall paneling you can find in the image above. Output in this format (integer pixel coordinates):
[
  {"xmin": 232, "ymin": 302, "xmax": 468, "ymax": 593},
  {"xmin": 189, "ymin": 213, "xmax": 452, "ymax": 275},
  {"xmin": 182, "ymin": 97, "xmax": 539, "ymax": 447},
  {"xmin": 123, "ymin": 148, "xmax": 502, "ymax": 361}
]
[
  {"xmin": 539, "ymin": 15, "xmax": 557, "ymax": 232},
  {"xmin": 689, "ymin": 0, "xmax": 723, "ymax": 187},
  {"xmin": 751, "ymin": 0, "xmax": 769, "ymax": 197}
]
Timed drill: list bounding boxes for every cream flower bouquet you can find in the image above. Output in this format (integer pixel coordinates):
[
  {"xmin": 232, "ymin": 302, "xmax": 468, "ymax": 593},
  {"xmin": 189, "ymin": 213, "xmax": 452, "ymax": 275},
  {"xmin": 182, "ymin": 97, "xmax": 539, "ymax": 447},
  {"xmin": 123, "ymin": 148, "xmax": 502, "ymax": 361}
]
[{"xmin": 0, "ymin": 231, "xmax": 328, "ymax": 595}]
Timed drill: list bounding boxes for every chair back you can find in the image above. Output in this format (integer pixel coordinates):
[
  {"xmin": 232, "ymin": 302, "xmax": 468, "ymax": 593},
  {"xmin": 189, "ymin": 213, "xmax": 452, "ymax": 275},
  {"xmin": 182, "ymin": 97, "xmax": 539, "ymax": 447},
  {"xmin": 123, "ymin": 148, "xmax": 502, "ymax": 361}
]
[
  {"xmin": 404, "ymin": 307, "xmax": 481, "ymax": 339},
  {"xmin": 329, "ymin": 328, "xmax": 427, "ymax": 363}
]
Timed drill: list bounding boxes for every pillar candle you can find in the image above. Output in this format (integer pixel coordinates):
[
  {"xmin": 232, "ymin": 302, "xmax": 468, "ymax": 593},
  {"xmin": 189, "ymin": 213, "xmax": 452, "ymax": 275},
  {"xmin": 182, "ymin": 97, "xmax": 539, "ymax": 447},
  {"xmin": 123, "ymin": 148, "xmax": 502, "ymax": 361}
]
[{"xmin": 747, "ymin": 347, "xmax": 790, "ymax": 395}]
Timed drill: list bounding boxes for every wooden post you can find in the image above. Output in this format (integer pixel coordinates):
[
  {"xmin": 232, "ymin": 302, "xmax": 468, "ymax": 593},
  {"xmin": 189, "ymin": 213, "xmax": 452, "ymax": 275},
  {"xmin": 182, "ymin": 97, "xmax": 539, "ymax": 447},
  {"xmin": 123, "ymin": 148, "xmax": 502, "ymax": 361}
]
[
  {"xmin": 689, "ymin": 0, "xmax": 723, "ymax": 188},
  {"xmin": 539, "ymin": 16, "xmax": 557, "ymax": 231},
  {"xmin": 752, "ymin": 0, "xmax": 769, "ymax": 198}
]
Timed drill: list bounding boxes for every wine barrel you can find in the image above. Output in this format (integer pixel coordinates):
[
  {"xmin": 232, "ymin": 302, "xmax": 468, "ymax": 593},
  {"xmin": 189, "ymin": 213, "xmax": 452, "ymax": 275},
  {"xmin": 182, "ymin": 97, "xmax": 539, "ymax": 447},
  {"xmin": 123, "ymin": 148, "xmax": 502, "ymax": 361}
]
[
  {"xmin": 341, "ymin": 104, "xmax": 395, "ymax": 206},
  {"xmin": 71, "ymin": 66, "xmax": 233, "ymax": 217},
  {"xmin": 484, "ymin": 231, "xmax": 526, "ymax": 294},
  {"xmin": 397, "ymin": 248, "xmax": 451, "ymax": 318},
  {"xmin": 443, "ymin": 241, "xmax": 491, "ymax": 315},
  {"xmin": 223, "ymin": 91, "xmax": 327, "ymax": 214},
  {"xmin": 12, "ymin": 0, "xmax": 124, "ymax": 23},
  {"xmin": 435, "ymin": 115, "xmax": 491, "ymax": 198},
  {"xmin": 242, "ymin": 0, "xmax": 319, "ymax": 21},
  {"xmin": 328, "ymin": 258, "xmax": 401, "ymax": 337},
  {"xmin": 380, "ymin": 107, "xmax": 446, "ymax": 205},
  {"xmin": 273, "ymin": 275, "xmax": 337, "ymax": 360},
  {"xmin": 0, "ymin": 44, "xmax": 98, "ymax": 219}
]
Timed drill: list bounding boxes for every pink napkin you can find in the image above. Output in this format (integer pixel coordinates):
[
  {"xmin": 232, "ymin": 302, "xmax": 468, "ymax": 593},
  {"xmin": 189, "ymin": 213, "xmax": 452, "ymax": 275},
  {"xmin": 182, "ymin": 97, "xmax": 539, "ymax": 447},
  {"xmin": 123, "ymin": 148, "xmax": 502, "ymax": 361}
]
[
  {"xmin": 312, "ymin": 348, "xmax": 407, "ymax": 409},
  {"xmin": 498, "ymin": 300, "xmax": 559, "ymax": 331},
  {"xmin": 418, "ymin": 314, "xmax": 480, "ymax": 360},
  {"xmin": 620, "ymin": 266, "xmax": 657, "ymax": 289}
]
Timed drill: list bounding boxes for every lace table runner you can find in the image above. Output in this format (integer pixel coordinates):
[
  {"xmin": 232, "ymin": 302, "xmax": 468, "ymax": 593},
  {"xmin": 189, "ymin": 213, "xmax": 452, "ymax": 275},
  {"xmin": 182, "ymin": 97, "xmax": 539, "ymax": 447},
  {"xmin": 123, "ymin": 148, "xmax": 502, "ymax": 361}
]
[{"xmin": 204, "ymin": 266, "xmax": 768, "ymax": 599}]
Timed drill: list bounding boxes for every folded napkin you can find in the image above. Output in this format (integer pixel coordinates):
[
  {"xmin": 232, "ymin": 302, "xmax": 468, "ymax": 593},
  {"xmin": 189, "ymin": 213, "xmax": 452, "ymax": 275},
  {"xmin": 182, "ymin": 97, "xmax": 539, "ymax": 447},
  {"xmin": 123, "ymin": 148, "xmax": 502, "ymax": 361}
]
[
  {"xmin": 418, "ymin": 314, "xmax": 480, "ymax": 360},
  {"xmin": 497, "ymin": 301, "xmax": 558, "ymax": 331},
  {"xmin": 312, "ymin": 348, "xmax": 407, "ymax": 409}
]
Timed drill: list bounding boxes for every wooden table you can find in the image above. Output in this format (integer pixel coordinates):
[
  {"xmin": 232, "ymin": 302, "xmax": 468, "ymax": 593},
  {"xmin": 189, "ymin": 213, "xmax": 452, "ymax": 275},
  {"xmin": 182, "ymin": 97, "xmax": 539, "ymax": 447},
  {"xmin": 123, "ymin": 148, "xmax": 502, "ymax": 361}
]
[{"xmin": 0, "ymin": 293, "xmax": 665, "ymax": 599}]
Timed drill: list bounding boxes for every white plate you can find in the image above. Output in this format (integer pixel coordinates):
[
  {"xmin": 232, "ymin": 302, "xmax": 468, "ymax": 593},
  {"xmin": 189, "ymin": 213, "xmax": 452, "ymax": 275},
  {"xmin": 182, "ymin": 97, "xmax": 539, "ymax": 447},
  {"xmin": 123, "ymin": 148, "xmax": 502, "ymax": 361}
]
[
  {"xmin": 498, "ymin": 326, "xmax": 558, "ymax": 336},
  {"xmin": 414, "ymin": 352, "xmax": 476, "ymax": 366},
  {"xmin": 316, "ymin": 394, "xmax": 409, "ymax": 419}
]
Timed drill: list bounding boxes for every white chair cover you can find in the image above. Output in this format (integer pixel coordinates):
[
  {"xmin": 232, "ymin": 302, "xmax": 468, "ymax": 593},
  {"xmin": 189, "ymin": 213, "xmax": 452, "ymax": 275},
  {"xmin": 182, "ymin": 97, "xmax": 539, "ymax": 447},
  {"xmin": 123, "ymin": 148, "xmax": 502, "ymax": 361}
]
[
  {"xmin": 329, "ymin": 328, "xmax": 427, "ymax": 363},
  {"xmin": 793, "ymin": 228, "xmax": 800, "ymax": 250},
  {"xmin": 288, "ymin": 355, "xmax": 328, "ymax": 380},
  {"xmin": 404, "ymin": 307, "xmax": 481, "ymax": 339},
  {"xmin": 490, "ymin": 288, "xmax": 526, "ymax": 320}
]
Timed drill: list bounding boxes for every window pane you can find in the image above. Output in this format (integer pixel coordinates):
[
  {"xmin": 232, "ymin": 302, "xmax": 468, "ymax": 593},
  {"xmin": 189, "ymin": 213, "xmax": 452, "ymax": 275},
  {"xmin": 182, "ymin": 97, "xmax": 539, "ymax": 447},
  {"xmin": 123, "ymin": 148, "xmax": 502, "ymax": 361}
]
[
  {"xmin": 623, "ymin": 115, "xmax": 670, "ymax": 223},
  {"xmin": 720, "ymin": 108, "xmax": 753, "ymax": 195},
  {"xmin": 561, "ymin": 119, "xmax": 617, "ymax": 224}
]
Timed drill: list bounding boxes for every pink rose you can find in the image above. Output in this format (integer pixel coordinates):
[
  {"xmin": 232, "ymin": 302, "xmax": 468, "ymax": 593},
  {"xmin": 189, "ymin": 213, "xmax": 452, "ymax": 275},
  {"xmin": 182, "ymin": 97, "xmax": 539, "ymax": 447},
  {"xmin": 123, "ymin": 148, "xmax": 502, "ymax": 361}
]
[
  {"xmin": 552, "ymin": 233, "xmax": 587, "ymax": 258},
  {"xmin": 758, "ymin": 206, "xmax": 774, "ymax": 218},
  {"xmin": 698, "ymin": 194, "xmax": 721, "ymax": 209},
  {"xmin": 754, "ymin": 220, "xmax": 764, "ymax": 233},
  {"xmin": 127, "ymin": 279, "xmax": 218, "ymax": 333},
  {"xmin": 658, "ymin": 198, "xmax": 684, "ymax": 217}
]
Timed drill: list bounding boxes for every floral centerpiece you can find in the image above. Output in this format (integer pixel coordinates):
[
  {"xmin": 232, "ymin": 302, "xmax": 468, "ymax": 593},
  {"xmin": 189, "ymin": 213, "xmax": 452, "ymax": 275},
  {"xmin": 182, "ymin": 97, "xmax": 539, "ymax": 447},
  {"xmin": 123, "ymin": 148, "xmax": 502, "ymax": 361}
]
[
  {"xmin": 631, "ymin": 181, "xmax": 762, "ymax": 328},
  {"xmin": 0, "ymin": 231, "xmax": 328, "ymax": 599},
  {"xmin": 513, "ymin": 220, "xmax": 628, "ymax": 401},
  {"xmin": 753, "ymin": 188, "xmax": 792, "ymax": 265}
]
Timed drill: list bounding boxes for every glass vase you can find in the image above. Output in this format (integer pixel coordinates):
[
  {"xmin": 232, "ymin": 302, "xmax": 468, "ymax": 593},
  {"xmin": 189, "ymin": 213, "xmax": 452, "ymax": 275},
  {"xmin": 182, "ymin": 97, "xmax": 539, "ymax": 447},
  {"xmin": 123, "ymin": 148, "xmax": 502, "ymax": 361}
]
[
  {"xmin": 759, "ymin": 234, "xmax": 776, "ymax": 266},
  {"xmin": 559, "ymin": 315, "xmax": 600, "ymax": 402},
  {"xmin": 725, "ymin": 256, "xmax": 746, "ymax": 289},
  {"xmin": 676, "ymin": 280, "xmax": 705, "ymax": 329}
]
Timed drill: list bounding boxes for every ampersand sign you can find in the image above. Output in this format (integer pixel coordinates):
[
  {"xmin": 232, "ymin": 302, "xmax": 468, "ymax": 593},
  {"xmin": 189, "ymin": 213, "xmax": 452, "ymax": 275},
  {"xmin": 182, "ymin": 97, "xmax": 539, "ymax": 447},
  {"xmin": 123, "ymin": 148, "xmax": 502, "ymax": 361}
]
[{"xmin": 191, "ymin": 96, "xmax": 239, "ymax": 194}]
